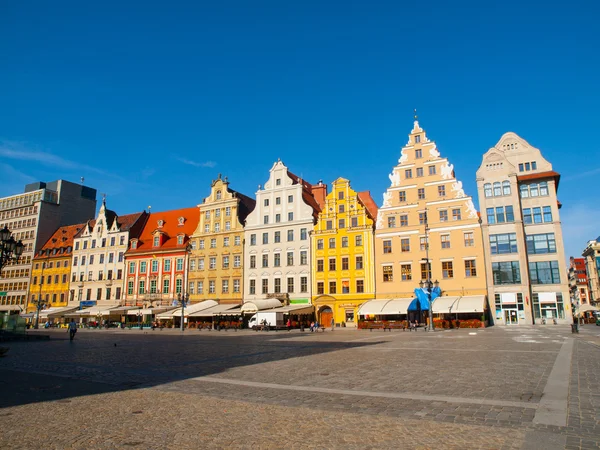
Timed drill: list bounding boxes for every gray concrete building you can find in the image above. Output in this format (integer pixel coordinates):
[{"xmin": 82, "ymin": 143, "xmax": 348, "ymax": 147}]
[{"xmin": 0, "ymin": 180, "xmax": 97, "ymax": 311}]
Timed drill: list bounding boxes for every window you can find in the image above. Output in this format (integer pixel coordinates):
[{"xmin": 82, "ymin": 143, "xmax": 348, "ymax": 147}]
[
  {"xmin": 441, "ymin": 235, "xmax": 450, "ymax": 249},
  {"xmin": 74, "ymin": 256, "xmax": 78, "ymax": 266},
  {"xmin": 401, "ymin": 264, "xmax": 412, "ymax": 281},
  {"xmin": 151, "ymin": 260, "xmax": 159, "ymax": 272},
  {"xmin": 222, "ymin": 280, "xmax": 229, "ymax": 294},
  {"xmin": 209, "ymin": 257, "xmax": 216, "ymax": 270},
  {"xmin": 490, "ymin": 233, "xmax": 518, "ymax": 254},
  {"xmin": 341, "ymin": 280, "xmax": 349, "ymax": 294},
  {"xmin": 118, "ymin": 252, "xmax": 124, "ymax": 262},
  {"xmin": 164, "ymin": 259, "xmax": 171, "ymax": 271},
  {"xmin": 492, "ymin": 261, "xmax": 521, "ymax": 285},
  {"xmin": 415, "ymin": 149, "xmax": 422, "ymax": 158},
  {"xmin": 493, "ymin": 182, "xmax": 502, "ymax": 196},
  {"xmin": 400, "ymin": 215, "xmax": 408, "ymax": 227},
  {"xmin": 262, "ymin": 254, "xmax": 268, "ymax": 268},
  {"xmin": 287, "ymin": 230, "xmax": 294, "ymax": 241},
  {"xmin": 351, "ymin": 217, "xmax": 358, "ymax": 227},
  {"xmin": 204, "ymin": 224, "xmax": 210, "ymax": 233},
  {"xmin": 502, "ymin": 181, "xmax": 511, "ymax": 195},
  {"xmin": 153, "ymin": 236, "xmax": 160, "ymax": 247},
  {"xmin": 418, "ymin": 188, "xmax": 425, "ymax": 200},
  {"xmin": 442, "ymin": 261, "xmax": 454, "ymax": 278},
  {"xmin": 264, "ymin": 198, "xmax": 269, "ymax": 207},
  {"xmin": 226, "ymin": 207, "xmax": 231, "ymax": 216},
  {"xmin": 287, "ymin": 252, "xmax": 294, "ymax": 266},
  {"xmin": 263, "ymin": 215, "xmax": 269, "ymax": 225},
  {"xmin": 405, "ymin": 169, "xmax": 412, "ymax": 179},
  {"xmin": 216, "ymin": 190, "xmax": 222, "ymax": 200},
  {"xmin": 81, "ymin": 255, "xmax": 87, "ymax": 265},
  {"xmin": 287, "ymin": 277, "xmax": 294, "ymax": 293},
  {"xmin": 388, "ymin": 216, "xmax": 396, "ymax": 228},
  {"xmin": 300, "ymin": 277, "xmax": 308, "ymax": 293},
  {"xmin": 223, "ymin": 237, "xmax": 230, "ymax": 247},
  {"xmin": 342, "ymin": 257, "xmax": 349, "ymax": 270},
  {"xmin": 99, "ymin": 254, "xmax": 105, "ymax": 264},
  {"xmin": 421, "ymin": 262, "xmax": 431, "ymax": 280},
  {"xmin": 356, "ymin": 279, "xmax": 364, "ymax": 293},
  {"xmin": 83, "ymin": 241, "xmax": 88, "ymax": 250},
  {"xmin": 416, "ymin": 167, "xmax": 424, "ymax": 177},
  {"xmin": 276, "ymin": 197, "xmax": 281, "ymax": 205},
  {"xmin": 288, "ymin": 195, "xmax": 293, "ymax": 203},
  {"xmin": 249, "ymin": 280, "xmax": 255, "ymax": 295},
  {"xmin": 338, "ymin": 191, "xmax": 344, "ymax": 200},
  {"xmin": 399, "ymin": 191, "xmax": 406, "ymax": 202},
  {"xmin": 401, "ymin": 238, "xmax": 410, "ymax": 252},
  {"xmin": 339, "ymin": 219, "xmax": 345, "ymax": 228},
  {"xmin": 523, "ymin": 208, "xmax": 532, "ymax": 224},
  {"xmin": 465, "ymin": 259, "xmax": 477, "ymax": 277},
  {"xmin": 262, "ymin": 233, "xmax": 268, "ymax": 245},
  {"xmin": 355, "ymin": 235, "xmax": 363, "ymax": 246},
  {"xmin": 438, "ymin": 185, "xmax": 445, "ymax": 197},
  {"xmin": 326, "ymin": 220, "xmax": 333, "ymax": 231},
  {"xmin": 419, "ymin": 212, "xmax": 427, "ymax": 225},
  {"xmin": 452, "ymin": 209, "xmax": 461, "ymax": 221},
  {"xmin": 341, "ymin": 236, "xmax": 348, "ymax": 248},
  {"xmin": 209, "ymin": 280, "xmax": 215, "ymax": 294},
  {"xmin": 210, "ymin": 238, "xmax": 217, "ymax": 249},
  {"xmin": 129, "ymin": 262, "xmax": 135, "ymax": 274},
  {"xmin": 356, "ymin": 256, "xmax": 363, "ymax": 269},
  {"xmin": 214, "ymin": 223, "xmax": 220, "ymax": 232},
  {"xmin": 339, "ymin": 204, "xmax": 345, "ymax": 213},
  {"xmin": 91, "ymin": 239, "xmax": 96, "ymax": 249},
  {"xmin": 163, "ymin": 279, "xmax": 170, "ymax": 294},
  {"xmin": 234, "ymin": 236, "xmax": 240, "ymax": 246},
  {"xmin": 518, "ymin": 163, "xmax": 524, "ymax": 172},
  {"xmin": 328, "ymin": 238, "xmax": 335, "ymax": 249},
  {"xmin": 198, "ymin": 258, "xmax": 204, "ymax": 270},
  {"xmin": 262, "ymin": 279, "xmax": 268, "ymax": 294},
  {"xmin": 529, "ymin": 261, "xmax": 560, "ymax": 284},
  {"xmin": 225, "ymin": 221, "xmax": 231, "ymax": 231},
  {"xmin": 329, "ymin": 258, "xmax": 336, "ymax": 271},
  {"xmin": 233, "ymin": 255, "xmax": 241, "ymax": 268},
  {"xmin": 233, "ymin": 279, "xmax": 240, "ymax": 293},
  {"xmin": 222, "ymin": 256, "xmax": 230, "ymax": 269},
  {"xmin": 275, "ymin": 214, "xmax": 281, "ymax": 223},
  {"xmin": 138, "ymin": 280, "xmax": 145, "ymax": 294},
  {"xmin": 317, "ymin": 259, "xmax": 324, "ymax": 272},
  {"xmin": 525, "ymin": 162, "xmax": 530, "ymax": 171},
  {"xmin": 317, "ymin": 239, "xmax": 324, "ymax": 250},
  {"xmin": 531, "ymin": 161, "xmax": 537, "ymax": 170},
  {"xmin": 420, "ymin": 236, "xmax": 428, "ymax": 251},
  {"xmin": 539, "ymin": 182, "xmax": 549, "ymax": 196},
  {"xmin": 383, "ymin": 265, "xmax": 393, "ymax": 282},
  {"xmin": 276, "ymin": 178, "xmax": 281, "ymax": 186},
  {"xmin": 429, "ymin": 165, "xmax": 436, "ymax": 175},
  {"xmin": 300, "ymin": 251, "xmax": 307, "ymax": 265},
  {"xmin": 526, "ymin": 233, "xmax": 556, "ymax": 254},
  {"xmin": 140, "ymin": 261, "xmax": 147, "ymax": 273},
  {"xmin": 543, "ymin": 206, "xmax": 552, "ymax": 223},
  {"xmin": 300, "ymin": 228, "xmax": 307, "ymax": 240},
  {"xmin": 383, "ymin": 240, "xmax": 392, "ymax": 254},
  {"xmin": 250, "ymin": 234, "xmax": 256, "ymax": 246},
  {"xmin": 533, "ymin": 207, "xmax": 542, "ymax": 224},
  {"xmin": 188, "ymin": 281, "xmax": 195, "ymax": 295},
  {"xmin": 439, "ymin": 210, "xmax": 448, "ymax": 222},
  {"xmin": 329, "ymin": 281, "xmax": 337, "ymax": 294},
  {"xmin": 176, "ymin": 258, "xmax": 184, "ymax": 271},
  {"xmin": 205, "ymin": 210, "xmax": 211, "ymax": 219},
  {"xmin": 484, "ymin": 183, "xmax": 492, "ymax": 198},
  {"xmin": 488, "ymin": 206, "xmax": 514, "ymax": 224},
  {"xmin": 199, "ymin": 240, "xmax": 205, "ymax": 249},
  {"xmin": 75, "ymin": 242, "xmax": 79, "ymax": 250}
]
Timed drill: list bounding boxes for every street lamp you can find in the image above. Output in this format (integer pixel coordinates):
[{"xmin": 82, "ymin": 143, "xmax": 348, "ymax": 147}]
[
  {"xmin": 136, "ymin": 310, "xmax": 143, "ymax": 330},
  {"xmin": 419, "ymin": 279, "xmax": 439, "ymax": 331},
  {"xmin": 178, "ymin": 292, "xmax": 189, "ymax": 332},
  {"xmin": 32, "ymin": 298, "xmax": 47, "ymax": 329},
  {"xmin": 0, "ymin": 225, "xmax": 25, "ymax": 273}
]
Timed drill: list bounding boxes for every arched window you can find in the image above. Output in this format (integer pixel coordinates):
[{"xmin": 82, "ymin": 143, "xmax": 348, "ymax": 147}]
[
  {"xmin": 493, "ymin": 182, "xmax": 502, "ymax": 196},
  {"xmin": 520, "ymin": 184, "xmax": 529, "ymax": 198},
  {"xmin": 216, "ymin": 190, "xmax": 222, "ymax": 200},
  {"xmin": 484, "ymin": 183, "xmax": 492, "ymax": 198},
  {"xmin": 502, "ymin": 180, "xmax": 511, "ymax": 195}
]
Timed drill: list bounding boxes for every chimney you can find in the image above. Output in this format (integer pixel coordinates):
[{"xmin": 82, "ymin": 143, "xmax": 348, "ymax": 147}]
[{"xmin": 311, "ymin": 180, "xmax": 328, "ymax": 210}]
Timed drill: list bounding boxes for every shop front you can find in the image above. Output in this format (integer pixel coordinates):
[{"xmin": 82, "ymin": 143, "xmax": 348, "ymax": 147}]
[
  {"xmin": 312, "ymin": 295, "xmax": 371, "ymax": 327},
  {"xmin": 493, "ymin": 292, "xmax": 527, "ymax": 325}
]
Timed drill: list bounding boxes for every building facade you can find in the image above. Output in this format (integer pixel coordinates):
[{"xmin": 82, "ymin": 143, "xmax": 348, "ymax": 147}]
[
  {"xmin": 582, "ymin": 238, "xmax": 600, "ymax": 305},
  {"xmin": 28, "ymin": 223, "xmax": 84, "ymax": 312},
  {"xmin": 375, "ymin": 121, "xmax": 487, "ymax": 308},
  {"xmin": 568, "ymin": 257, "xmax": 590, "ymax": 308},
  {"xmin": 476, "ymin": 133, "xmax": 571, "ymax": 325},
  {"xmin": 124, "ymin": 207, "xmax": 199, "ymax": 307},
  {"xmin": 311, "ymin": 178, "xmax": 377, "ymax": 327},
  {"xmin": 244, "ymin": 161, "xmax": 324, "ymax": 306},
  {"xmin": 70, "ymin": 200, "xmax": 147, "ymax": 308},
  {"xmin": 188, "ymin": 175, "xmax": 255, "ymax": 305},
  {"xmin": 0, "ymin": 180, "xmax": 96, "ymax": 311}
]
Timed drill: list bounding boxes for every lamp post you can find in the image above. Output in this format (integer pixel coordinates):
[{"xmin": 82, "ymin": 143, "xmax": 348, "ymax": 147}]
[
  {"xmin": 0, "ymin": 225, "xmax": 25, "ymax": 274},
  {"xmin": 32, "ymin": 299, "xmax": 47, "ymax": 329},
  {"xmin": 178, "ymin": 291, "xmax": 189, "ymax": 332},
  {"xmin": 137, "ymin": 310, "xmax": 143, "ymax": 330},
  {"xmin": 419, "ymin": 279, "xmax": 439, "ymax": 331}
]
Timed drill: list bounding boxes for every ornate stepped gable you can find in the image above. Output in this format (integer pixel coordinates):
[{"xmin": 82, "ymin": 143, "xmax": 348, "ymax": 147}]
[{"xmin": 376, "ymin": 120, "xmax": 478, "ymax": 230}]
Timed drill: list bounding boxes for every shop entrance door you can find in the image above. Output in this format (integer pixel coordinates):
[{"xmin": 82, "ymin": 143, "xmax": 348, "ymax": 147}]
[
  {"xmin": 504, "ymin": 309, "xmax": 518, "ymax": 325},
  {"xmin": 319, "ymin": 307, "xmax": 333, "ymax": 327}
]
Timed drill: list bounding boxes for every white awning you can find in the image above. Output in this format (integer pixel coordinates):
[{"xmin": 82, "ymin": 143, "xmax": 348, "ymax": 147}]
[
  {"xmin": 67, "ymin": 305, "xmax": 117, "ymax": 317},
  {"xmin": 156, "ymin": 300, "xmax": 218, "ymax": 319},
  {"xmin": 45, "ymin": 306, "xmax": 80, "ymax": 318},
  {"xmin": 357, "ymin": 298, "xmax": 412, "ymax": 316},
  {"xmin": 453, "ymin": 295, "xmax": 486, "ymax": 313},
  {"xmin": 216, "ymin": 307, "xmax": 243, "ymax": 316},
  {"xmin": 101, "ymin": 306, "xmax": 139, "ymax": 316},
  {"xmin": 432, "ymin": 296, "xmax": 460, "ymax": 314},
  {"xmin": 240, "ymin": 299, "xmax": 283, "ymax": 313},
  {"xmin": 127, "ymin": 307, "xmax": 174, "ymax": 316},
  {"xmin": 188, "ymin": 304, "xmax": 241, "ymax": 317},
  {"xmin": 276, "ymin": 304, "xmax": 315, "ymax": 315},
  {"xmin": 577, "ymin": 304, "xmax": 598, "ymax": 315}
]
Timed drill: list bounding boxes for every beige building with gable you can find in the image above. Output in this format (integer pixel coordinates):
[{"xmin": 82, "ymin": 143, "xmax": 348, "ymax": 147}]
[
  {"xmin": 476, "ymin": 133, "xmax": 571, "ymax": 325},
  {"xmin": 374, "ymin": 120, "xmax": 487, "ymax": 318}
]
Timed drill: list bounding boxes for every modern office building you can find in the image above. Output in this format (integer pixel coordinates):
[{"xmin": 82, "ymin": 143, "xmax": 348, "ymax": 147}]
[
  {"xmin": 0, "ymin": 180, "xmax": 96, "ymax": 311},
  {"xmin": 476, "ymin": 133, "xmax": 571, "ymax": 325}
]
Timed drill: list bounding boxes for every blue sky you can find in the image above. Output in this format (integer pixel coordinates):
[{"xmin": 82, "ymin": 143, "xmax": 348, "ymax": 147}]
[{"xmin": 1, "ymin": 1, "xmax": 598, "ymax": 261}]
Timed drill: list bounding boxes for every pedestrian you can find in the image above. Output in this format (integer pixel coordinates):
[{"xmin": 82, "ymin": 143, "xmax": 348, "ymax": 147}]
[
  {"xmin": 68, "ymin": 319, "xmax": 77, "ymax": 341},
  {"xmin": 330, "ymin": 317, "xmax": 335, "ymax": 331},
  {"xmin": 286, "ymin": 318, "xmax": 291, "ymax": 332},
  {"xmin": 310, "ymin": 321, "xmax": 315, "ymax": 332}
]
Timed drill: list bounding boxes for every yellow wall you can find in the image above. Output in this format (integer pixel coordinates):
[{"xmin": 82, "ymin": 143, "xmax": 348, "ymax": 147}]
[
  {"xmin": 189, "ymin": 178, "xmax": 245, "ymax": 305},
  {"xmin": 311, "ymin": 178, "xmax": 375, "ymax": 326},
  {"xmin": 28, "ymin": 256, "xmax": 72, "ymax": 312}
]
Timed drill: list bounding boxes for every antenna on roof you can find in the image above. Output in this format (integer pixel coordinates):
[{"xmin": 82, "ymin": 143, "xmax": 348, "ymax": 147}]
[
  {"xmin": 80, "ymin": 177, "xmax": 84, "ymax": 184},
  {"xmin": 414, "ymin": 108, "xmax": 418, "ymax": 120}
]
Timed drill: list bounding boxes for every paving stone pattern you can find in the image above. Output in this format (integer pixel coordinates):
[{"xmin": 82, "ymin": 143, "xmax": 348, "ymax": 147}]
[{"xmin": 0, "ymin": 325, "xmax": 598, "ymax": 449}]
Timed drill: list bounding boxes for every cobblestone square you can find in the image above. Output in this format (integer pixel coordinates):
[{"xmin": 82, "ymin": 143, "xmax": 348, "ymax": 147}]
[{"xmin": 1, "ymin": 325, "xmax": 599, "ymax": 449}]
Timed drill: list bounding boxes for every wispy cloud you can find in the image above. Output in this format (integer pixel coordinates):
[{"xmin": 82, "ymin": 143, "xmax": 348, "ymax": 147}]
[
  {"xmin": 561, "ymin": 202, "xmax": 600, "ymax": 261},
  {"xmin": 176, "ymin": 157, "xmax": 216, "ymax": 168},
  {"xmin": 563, "ymin": 166, "xmax": 600, "ymax": 181}
]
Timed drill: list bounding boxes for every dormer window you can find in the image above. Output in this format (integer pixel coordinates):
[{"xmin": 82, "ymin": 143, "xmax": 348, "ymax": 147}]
[
  {"xmin": 177, "ymin": 235, "xmax": 184, "ymax": 245},
  {"xmin": 131, "ymin": 240, "xmax": 138, "ymax": 249},
  {"xmin": 415, "ymin": 135, "xmax": 421, "ymax": 143},
  {"xmin": 276, "ymin": 178, "xmax": 281, "ymax": 186},
  {"xmin": 216, "ymin": 190, "xmax": 222, "ymax": 200},
  {"xmin": 153, "ymin": 236, "xmax": 160, "ymax": 247}
]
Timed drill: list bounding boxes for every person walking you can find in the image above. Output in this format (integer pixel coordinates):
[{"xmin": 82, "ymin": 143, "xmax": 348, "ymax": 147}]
[
  {"xmin": 330, "ymin": 317, "xmax": 335, "ymax": 331},
  {"xmin": 286, "ymin": 318, "xmax": 291, "ymax": 332},
  {"xmin": 68, "ymin": 319, "xmax": 78, "ymax": 341}
]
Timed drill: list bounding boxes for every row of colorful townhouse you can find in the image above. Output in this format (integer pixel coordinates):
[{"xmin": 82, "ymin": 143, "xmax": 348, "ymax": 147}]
[{"xmin": 25, "ymin": 120, "xmax": 572, "ymax": 326}]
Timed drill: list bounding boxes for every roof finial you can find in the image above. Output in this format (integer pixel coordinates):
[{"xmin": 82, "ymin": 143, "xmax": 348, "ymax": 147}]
[
  {"xmin": 148, "ymin": 205, "xmax": 152, "ymax": 212},
  {"xmin": 413, "ymin": 108, "xmax": 418, "ymax": 120},
  {"xmin": 101, "ymin": 193, "xmax": 106, "ymax": 206}
]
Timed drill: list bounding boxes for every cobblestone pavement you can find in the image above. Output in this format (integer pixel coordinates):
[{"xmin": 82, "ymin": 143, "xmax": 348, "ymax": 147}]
[{"xmin": 0, "ymin": 325, "xmax": 598, "ymax": 449}]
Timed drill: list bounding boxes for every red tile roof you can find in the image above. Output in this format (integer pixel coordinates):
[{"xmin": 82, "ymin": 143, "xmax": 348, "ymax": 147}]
[
  {"xmin": 517, "ymin": 171, "xmax": 561, "ymax": 189},
  {"xmin": 287, "ymin": 170, "xmax": 322, "ymax": 219},
  {"xmin": 357, "ymin": 191, "xmax": 378, "ymax": 222},
  {"xmin": 127, "ymin": 206, "xmax": 200, "ymax": 254},
  {"xmin": 34, "ymin": 223, "xmax": 86, "ymax": 258}
]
